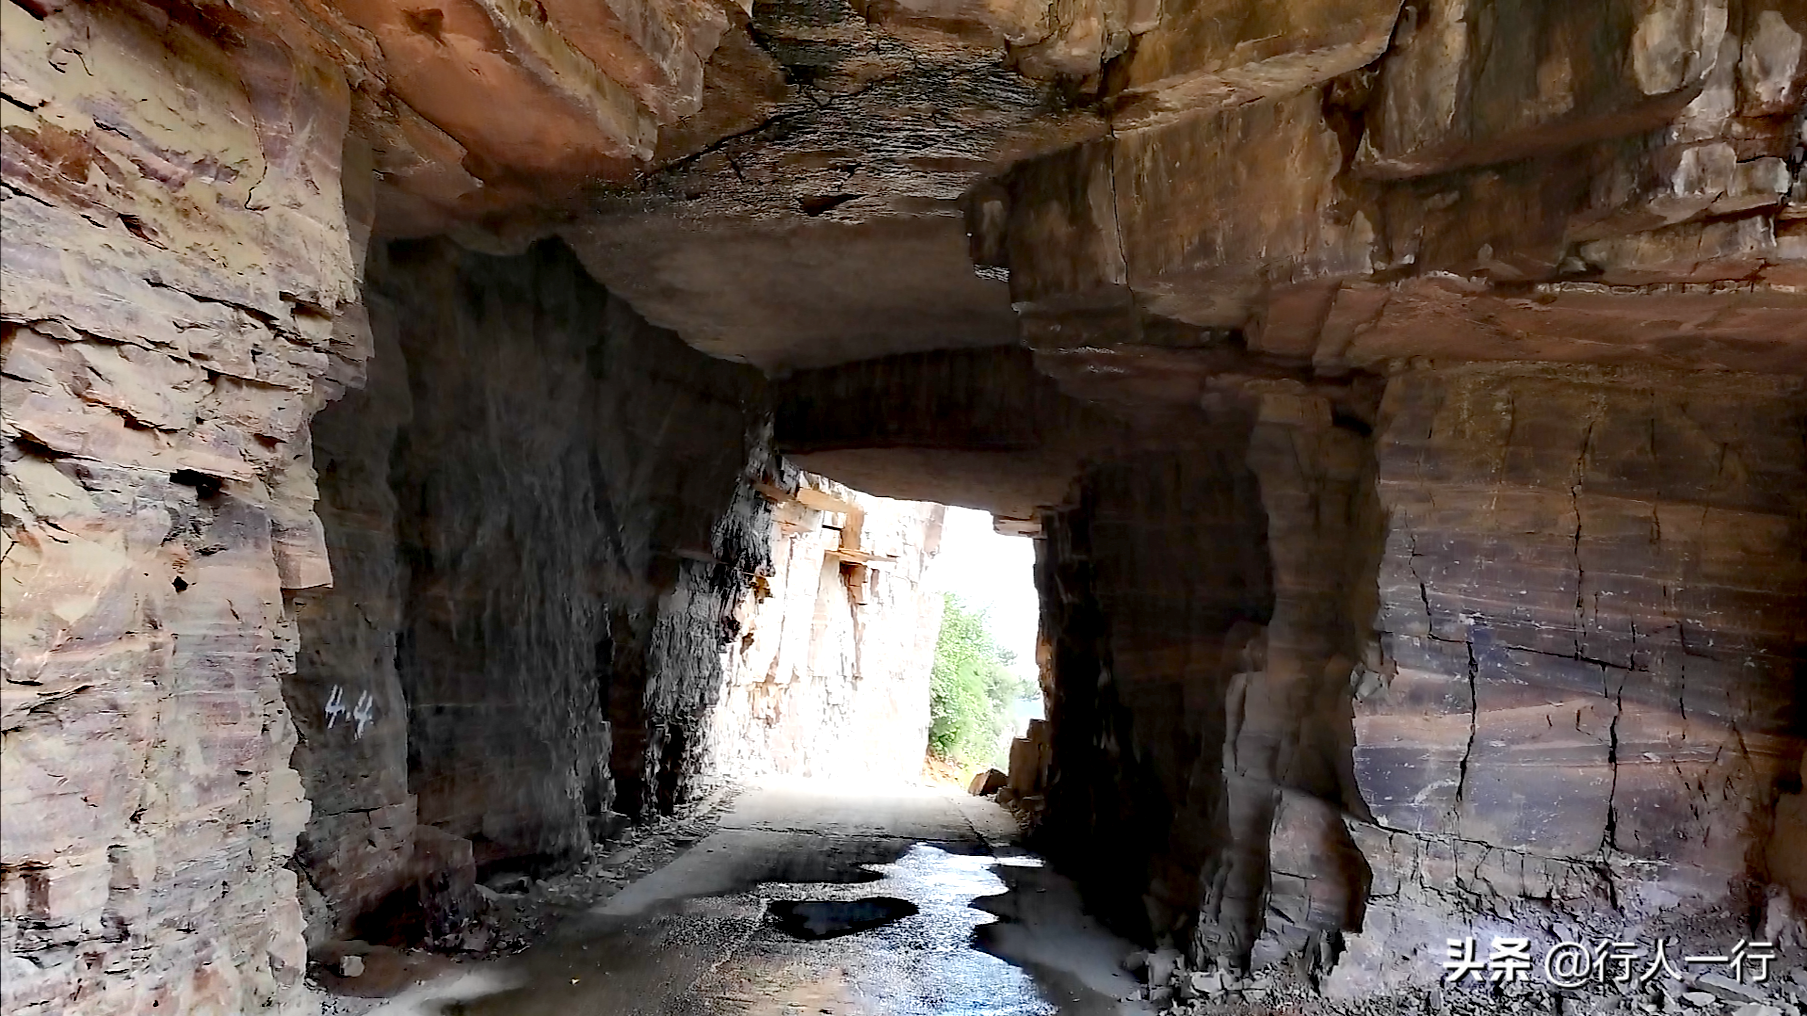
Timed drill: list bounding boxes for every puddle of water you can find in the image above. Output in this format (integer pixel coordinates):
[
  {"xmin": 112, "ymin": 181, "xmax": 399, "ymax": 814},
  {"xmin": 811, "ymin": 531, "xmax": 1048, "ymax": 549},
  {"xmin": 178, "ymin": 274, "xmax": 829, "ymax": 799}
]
[
  {"xmin": 767, "ymin": 897, "xmax": 921, "ymax": 939},
  {"xmin": 362, "ymin": 970, "xmax": 528, "ymax": 1016},
  {"xmin": 362, "ymin": 843, "xmax": 1131, "ymax": 1016},
  {"xmin": 694, "ymin": 844, "xmax": 1076, "ymax": 1016}
]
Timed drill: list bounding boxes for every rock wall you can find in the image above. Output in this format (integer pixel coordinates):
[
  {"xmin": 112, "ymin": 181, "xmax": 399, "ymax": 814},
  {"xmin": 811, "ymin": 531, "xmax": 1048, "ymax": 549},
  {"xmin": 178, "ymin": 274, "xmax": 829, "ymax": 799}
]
[
  {"xmin": 286, "ymin": 307, "xmax": 417, "ymax": 949},
  {"xmin": 1335, "ymin": 364, "xmax": 1807, "ymax": 991},
  {"xmin": 1, "ymin": 0, "xmax": 364, "ymax": 1011},
  {"xmin": 0, "ymin": 15, "xmax": 964, "ymax": 982},
  {"xmin": 707, "ymin": 477, "xmax": 946, "ymax": 782},
  {"xmin": 987, "ymin": 0, "xmax": 1806, "ymax": 374},
  {"xmin": 1032, "ymin": 445, "xmax": 1278, "ymax": 943},
  {"xmin": 1019, "ymin": 366, "xmax": 1807, "ymax": 984},
  {"xmin": 287, "ymin": 237, "xmax": 777, "ymax": 943}
]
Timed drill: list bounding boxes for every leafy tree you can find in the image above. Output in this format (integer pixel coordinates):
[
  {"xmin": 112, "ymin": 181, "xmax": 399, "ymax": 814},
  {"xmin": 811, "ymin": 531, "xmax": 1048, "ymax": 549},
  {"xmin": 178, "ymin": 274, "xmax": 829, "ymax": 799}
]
[{"xmin": 928, "ymin": 594, "xmax": 1038, "ymax": 767}]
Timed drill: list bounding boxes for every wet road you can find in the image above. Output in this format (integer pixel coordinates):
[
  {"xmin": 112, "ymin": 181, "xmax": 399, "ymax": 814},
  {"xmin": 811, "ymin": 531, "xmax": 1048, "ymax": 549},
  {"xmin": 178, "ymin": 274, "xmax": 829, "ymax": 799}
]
[{"xmin": 367, "ymin": 778, "xmax": 1144, "ymax": 1016}]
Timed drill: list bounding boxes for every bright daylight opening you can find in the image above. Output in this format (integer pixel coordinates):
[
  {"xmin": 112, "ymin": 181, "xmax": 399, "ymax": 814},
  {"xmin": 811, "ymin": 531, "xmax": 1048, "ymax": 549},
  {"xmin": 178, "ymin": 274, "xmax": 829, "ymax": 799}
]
[
  {"xmin": 921, "ymin": 505, "xmax": 1042, "ymax": 784},
  {"xmin": 706, "ymin": 480, "xmax": 1041, "ymax": 791}
]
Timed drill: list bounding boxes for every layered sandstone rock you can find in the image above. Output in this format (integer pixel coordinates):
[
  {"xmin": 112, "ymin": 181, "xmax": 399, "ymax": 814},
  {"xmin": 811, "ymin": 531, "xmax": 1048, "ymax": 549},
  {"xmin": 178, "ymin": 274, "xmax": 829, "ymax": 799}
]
[
  {"xmin": 2, "ymin": 0, "xmax": 363, "ymax": 1011},
  {"xmin": 980, "ymin": 367, "xmax": 1804, "ymax": 990},
  {"xmin": 708, "ymin": 478, "xmax": 945, "ymax": 780},
  {"xmin": 1333, "ymin": 365, "xmax": 1807, "ymax": 991},
  {"xmin": 980, "ymin": 0, "xmax": 1806, "ymax": 373}
]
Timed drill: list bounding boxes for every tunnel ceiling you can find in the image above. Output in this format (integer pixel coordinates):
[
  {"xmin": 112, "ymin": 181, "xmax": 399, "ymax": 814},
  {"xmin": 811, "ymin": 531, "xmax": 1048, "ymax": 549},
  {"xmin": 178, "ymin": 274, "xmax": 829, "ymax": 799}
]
[{"xmin": 116, "ymin": 0, "xmax": 1807, "ymax": 374}]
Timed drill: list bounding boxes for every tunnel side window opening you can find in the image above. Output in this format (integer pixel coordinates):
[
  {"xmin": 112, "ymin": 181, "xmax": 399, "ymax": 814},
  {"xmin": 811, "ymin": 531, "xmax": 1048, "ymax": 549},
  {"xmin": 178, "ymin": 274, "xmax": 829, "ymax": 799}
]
[{"xmin": 922, "ymin": 505, "xmax": 1042, "ymax": 778}]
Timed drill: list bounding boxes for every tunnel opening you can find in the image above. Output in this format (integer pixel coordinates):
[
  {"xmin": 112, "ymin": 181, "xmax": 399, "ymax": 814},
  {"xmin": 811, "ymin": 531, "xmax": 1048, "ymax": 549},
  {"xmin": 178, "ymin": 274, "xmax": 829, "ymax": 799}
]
[
  {"xmin": 921, "ymin": 505, "xmax": 1044, "ymax": 783},
  {"xmin": 279, "ymin": 236, "xmax": 1020, "ymax": 963},
  {"xmin": 171, "ymin": 233, "xmax": 1807, "ymax": 1000}
]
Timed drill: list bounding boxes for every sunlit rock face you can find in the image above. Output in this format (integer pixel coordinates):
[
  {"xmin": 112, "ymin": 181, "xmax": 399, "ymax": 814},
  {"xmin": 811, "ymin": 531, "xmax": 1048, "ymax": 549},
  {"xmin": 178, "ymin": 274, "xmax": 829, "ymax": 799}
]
[
  {"xmin": 3, "ymin": 0, "xmax": 1805, "ymax": 1006},
  {"xmin": 708, "ymin": 479, "xmax": 946, "ymax": 781}
]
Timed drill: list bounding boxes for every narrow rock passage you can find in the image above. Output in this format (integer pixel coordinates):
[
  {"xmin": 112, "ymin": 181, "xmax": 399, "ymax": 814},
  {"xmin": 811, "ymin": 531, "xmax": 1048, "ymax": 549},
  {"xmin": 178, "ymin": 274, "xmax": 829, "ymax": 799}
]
[{"xmin": 361, "ymin": 779, "xmax": 1144, "ymax": 1016}]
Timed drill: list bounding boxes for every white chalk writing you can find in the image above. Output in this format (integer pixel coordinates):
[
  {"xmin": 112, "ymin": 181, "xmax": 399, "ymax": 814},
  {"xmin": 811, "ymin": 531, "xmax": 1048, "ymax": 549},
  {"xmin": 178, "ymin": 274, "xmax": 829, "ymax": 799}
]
[{"xmin": 324, "ymin": 685, "xmax": 376, "ymax": 739}]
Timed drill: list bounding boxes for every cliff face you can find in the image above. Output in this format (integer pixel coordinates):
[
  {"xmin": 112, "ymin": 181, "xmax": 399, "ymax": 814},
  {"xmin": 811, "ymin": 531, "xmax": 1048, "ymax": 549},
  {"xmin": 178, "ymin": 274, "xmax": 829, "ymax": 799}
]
[
  {"xmin": 281, "ymin": 236, "xmax": 954, "ymax": 958},
  {"xmin": 1337, "ymin": 365, "xmax": 1807, "ymax": 990},
  {"xmin": 288, "ymin": 237, "xmax": 777, "ymax": 944},
  {"xmin": 708, "ymin": 479, "xmax": 946, "ymax": 782},
  {"xmin": 2, "ymin": 1, "xmax": 361, "ymax": 1011},
  {"xmin": 1014, "ymin": 365, "xmax": 1807, "ymax": 983}
]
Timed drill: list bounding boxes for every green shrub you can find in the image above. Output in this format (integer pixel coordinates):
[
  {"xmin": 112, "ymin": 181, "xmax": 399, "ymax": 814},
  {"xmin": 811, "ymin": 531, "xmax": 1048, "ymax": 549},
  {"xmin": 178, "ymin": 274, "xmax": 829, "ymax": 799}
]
[{"xmin": 927, "ymin": 594, "xmax": 1037, "ymax": 768}]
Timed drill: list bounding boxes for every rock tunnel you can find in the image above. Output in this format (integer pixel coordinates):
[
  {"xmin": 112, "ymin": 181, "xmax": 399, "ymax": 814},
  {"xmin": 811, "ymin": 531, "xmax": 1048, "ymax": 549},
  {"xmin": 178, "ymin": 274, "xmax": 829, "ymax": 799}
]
[{"xmin": 2, "ymin": 0, "xmax": 1806, "ymax": 1012}]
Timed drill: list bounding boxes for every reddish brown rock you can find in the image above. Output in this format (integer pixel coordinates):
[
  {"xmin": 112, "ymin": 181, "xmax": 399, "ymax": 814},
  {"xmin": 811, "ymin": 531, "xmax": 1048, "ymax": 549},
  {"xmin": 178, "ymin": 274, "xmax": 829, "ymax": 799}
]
[
  {"xmin": 2, "ymin": 2, "xmax": 361, "ymax": 1011},
  {"xmin": 1334, "ymin": 364, "xmax": 1807, "ymax": 988},
  {"xmin": 1108, "ymin": 0, "xmax": 1403, "ymax": 126},
  {"xmin": 970, "ymin": 768, "xmax": 1009, "ymax": 796},
  {"xmin": 1355, "ymin": 0, "xmax": 1732, "ymax": 177}
]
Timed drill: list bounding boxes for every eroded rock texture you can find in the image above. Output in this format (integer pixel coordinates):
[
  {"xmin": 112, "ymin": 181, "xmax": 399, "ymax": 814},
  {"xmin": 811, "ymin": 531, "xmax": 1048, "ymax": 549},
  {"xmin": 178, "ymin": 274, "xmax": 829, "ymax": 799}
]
[
  {"xmin": 1005, "ymin": 364, "xmax": 1807, "ymax": 985},
  {"xmin": 286, "ymin": 238, "xmax": 955, "ymax": 951},
  {"xmin": 289, "ymin": 237, "xmax": 777, "ymax": 942},
  {"xmin": 2, "ymin": 0, "xmax": 360, "ymax": 1010},
  {"xmin": 1011, "ymin": 399, "xmax": 1382, "ymax": 970},
  {"xmin": 1334, "ymin": 365, "xmax": 1807, "ymax": 991}
]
